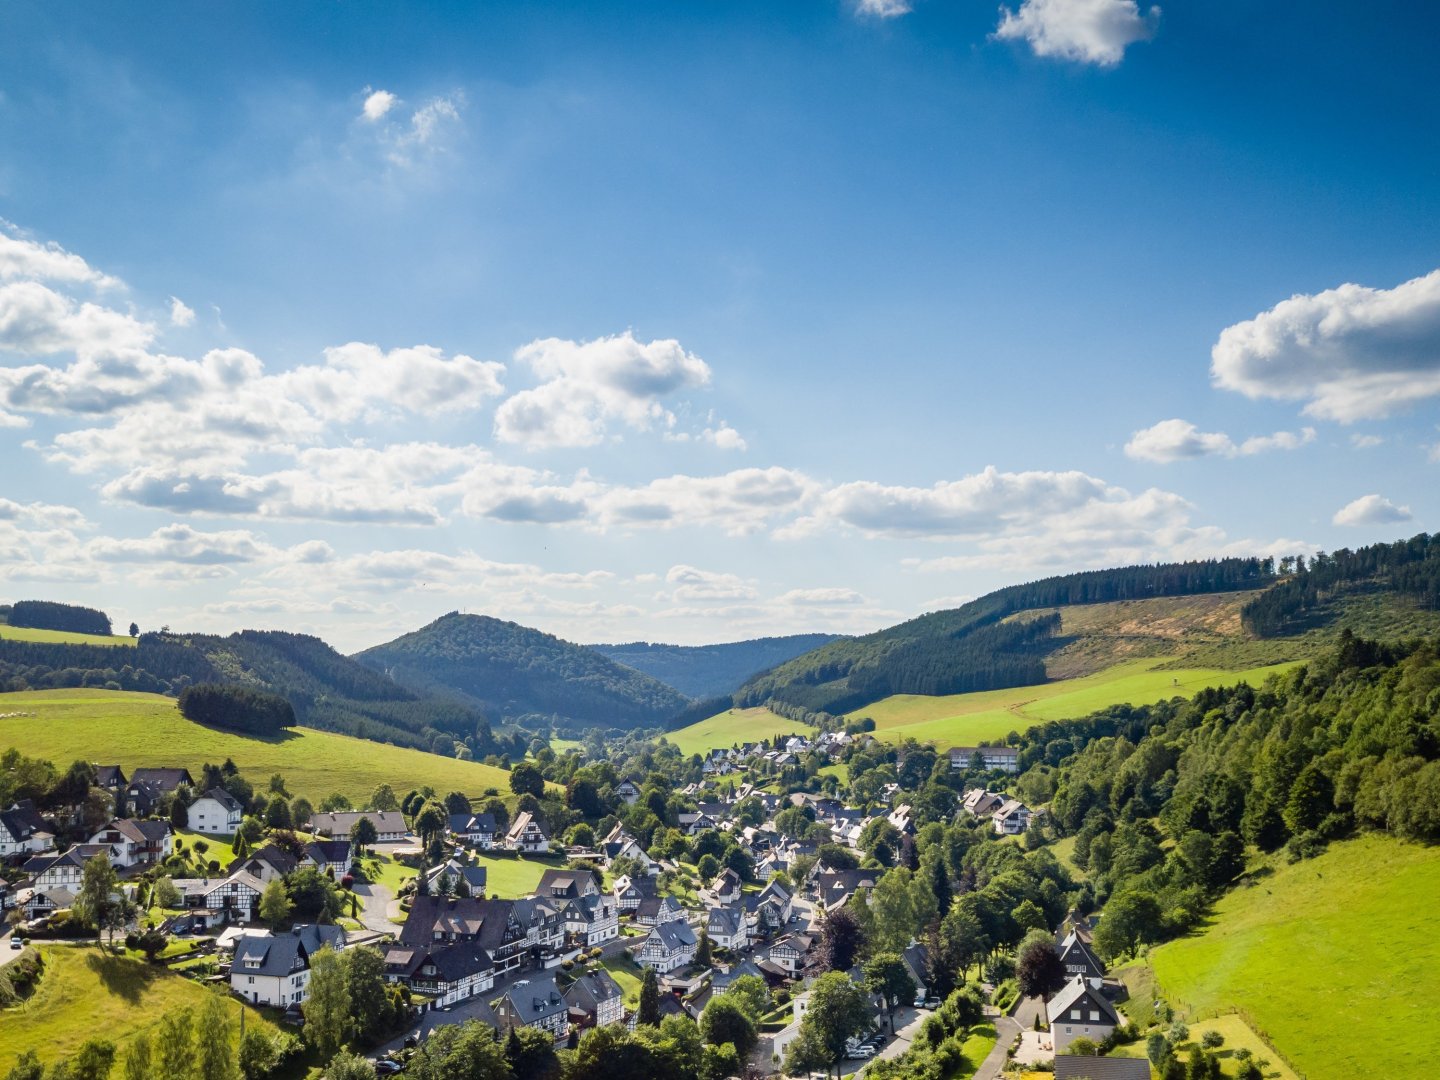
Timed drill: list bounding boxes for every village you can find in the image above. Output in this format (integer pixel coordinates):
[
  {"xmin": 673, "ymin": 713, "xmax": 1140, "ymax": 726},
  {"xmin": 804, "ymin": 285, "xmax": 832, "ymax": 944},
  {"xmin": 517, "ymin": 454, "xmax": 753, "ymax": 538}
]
[{"xmin": 0, "ymin": 727, "xmax": 1166, "ymax": 1080}]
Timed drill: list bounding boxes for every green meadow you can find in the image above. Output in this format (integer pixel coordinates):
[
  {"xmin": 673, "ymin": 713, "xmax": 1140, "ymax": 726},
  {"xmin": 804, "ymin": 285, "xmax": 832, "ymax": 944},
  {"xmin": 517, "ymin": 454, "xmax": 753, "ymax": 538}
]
[
  {"xmin": 0, "ymin": 623, "xmax": 135, "ymax": 647},
  {"xmin": 0, "ymin": 688, "xmax": 522, "ymax": 806},
  {"xmin": 1144, "ymin": 834, "xmax": 1437, "ymax": 1080},
  {"xmin": 663, "ymin": 706, "xmax": 815, "ymax": 757}
]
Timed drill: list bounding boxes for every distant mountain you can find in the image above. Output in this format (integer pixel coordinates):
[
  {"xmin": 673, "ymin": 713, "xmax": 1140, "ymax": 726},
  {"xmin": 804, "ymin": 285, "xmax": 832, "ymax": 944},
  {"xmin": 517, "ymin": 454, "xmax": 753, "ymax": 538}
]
[
  {"xmin": 735, "ymin": 558, "xmax": 1284, "ymax": 717},
  {"xmin": 589, "ymin": 634, "xmax": 845, "ymax": 701},
  {"xmin": 0, "ymin": 627, "xmax": 512, "ymax": 757},
  {"xmin": 354, "ymin": 613, "xmax": 691, "ymax": 732}
]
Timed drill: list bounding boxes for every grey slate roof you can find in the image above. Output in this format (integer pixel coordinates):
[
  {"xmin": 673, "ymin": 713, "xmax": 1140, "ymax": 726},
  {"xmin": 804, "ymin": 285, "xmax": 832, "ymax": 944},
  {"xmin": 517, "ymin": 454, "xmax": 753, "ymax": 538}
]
[
  {"xmin": 1053, "ymin": 1056, "xmax": 1150, "ymax": 1080},
  {"xmin": 1046, "ymin": 975, "xmax": 1121, "ymax": 1027}
]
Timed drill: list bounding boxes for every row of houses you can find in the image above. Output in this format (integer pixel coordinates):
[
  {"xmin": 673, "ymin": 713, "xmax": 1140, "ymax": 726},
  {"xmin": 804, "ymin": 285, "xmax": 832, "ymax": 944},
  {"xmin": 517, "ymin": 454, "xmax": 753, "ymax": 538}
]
[{"xmin": 447, "ymin": 810, "xmax": 551, "ymax": 853}]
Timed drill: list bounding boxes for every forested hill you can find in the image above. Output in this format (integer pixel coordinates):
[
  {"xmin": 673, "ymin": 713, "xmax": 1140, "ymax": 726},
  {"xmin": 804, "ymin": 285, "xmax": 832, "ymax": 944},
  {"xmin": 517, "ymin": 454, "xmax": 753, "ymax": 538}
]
[
  {"xmin": 0, "ymin": 628, "xmax": 516, "ymax": 760},
  {"xmin": 735, "ymin": 558, "xmax": 1279, "ymax": 716},
  {"xmin": 354, "ymin": 613, "xmax": 692, "ymax": 733},
  {"xmin": 589, "ymin": 633, "xmax": 844, "ymax": 700}
]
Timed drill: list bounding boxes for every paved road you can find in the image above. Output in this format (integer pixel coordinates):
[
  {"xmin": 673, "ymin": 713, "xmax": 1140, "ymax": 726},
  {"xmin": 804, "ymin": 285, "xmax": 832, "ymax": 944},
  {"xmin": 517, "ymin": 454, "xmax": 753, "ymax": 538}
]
[
  {"xmin": 0, "ymin": 927, "xmax": 26, "ymax": 968},
  {"xmin": 973, "ymin": 995, "xmax": 1043, "ymax": 1080},
  {"xmin": 353, "ymin": 880, "xmax": 404, "ymax": 937}
]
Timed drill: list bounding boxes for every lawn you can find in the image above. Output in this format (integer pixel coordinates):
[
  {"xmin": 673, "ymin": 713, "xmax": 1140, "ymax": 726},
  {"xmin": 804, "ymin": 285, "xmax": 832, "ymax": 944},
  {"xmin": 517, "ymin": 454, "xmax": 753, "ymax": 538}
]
[
  {"xmin": 1109, "ymin": 1015, "xmax": 1301, "ymax": 1080},
  {"xmin": 471, "ymin": 850, "xmax": 568, "ymax": 899},
  {"xmin": 1145, "ymin": 834, "xmax": 1438, "ymax": 1080},
  {"xmin": 0, "ymin": 944, "xmax": 280, "ymax": 1068},
  {"xmin": 357, "ymin": 852, "xmax": 415, "ymax": 894},
  {"xmin": 664, "ymin": 706, "xmax": 815, "ymax": 757},
  {"xmin": 598, "ymin": 953, "xmax": 645, "ymax": 1006},
  {"xmin": 842, "ymin": 659, "xmax": 1299, "ymax": 748},
  {"xmin": 959, "ymin": 1022, "xmax": 997, "ymax": 1072},
  {"xmin": 0, "ymin": 688, "xmax": 522, "ymax": 805},
  {"xmin": 0, "ymin": 623, "xmax": 135, "ymax": 647}
]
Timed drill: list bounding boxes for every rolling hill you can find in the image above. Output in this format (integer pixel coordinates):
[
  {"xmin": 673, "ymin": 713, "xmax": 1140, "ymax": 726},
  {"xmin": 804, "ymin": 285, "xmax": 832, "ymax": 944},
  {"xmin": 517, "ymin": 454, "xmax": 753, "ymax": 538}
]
[
  {"xmin": 354, "ymin": 612, "xmax": 691, "ymax": 732},
  {"xmin": 589, "ymin": 633, "xmax": 843, "ymax": 700}
]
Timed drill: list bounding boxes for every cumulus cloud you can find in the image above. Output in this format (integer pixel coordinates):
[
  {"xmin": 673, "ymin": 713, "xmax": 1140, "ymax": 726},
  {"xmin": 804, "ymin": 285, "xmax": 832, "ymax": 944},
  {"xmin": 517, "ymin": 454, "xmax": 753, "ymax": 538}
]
[
  {"xmin": 662, "ymin": 565, "xmax": 759, "ymax": 603},
  {"xmin": 86, "ymin": 523, "xmax": 278, "ymax": 565},
  {"xmin": 362, "ymin": 88, "xmax": 397, "ymax": 121},
  {"xmin": 1332, "ymin": 494, "xmax": 1413, "ymax": 527},
  {"xmin": 169, "ymin": 296, "xmax": 195, "ymax": 327},
  {"xmin": 1351, "ymin": 434, "xmax": 1384, "ymax": 449},
  {"xmin": 995, "ymin": 0, "xmax": 1159, "ymax": 66},
  {"xmin": 495, "ymin": 332, "xmax": 713, "ymax": 449},
  {"xmin": 777, "ymin": 587, "xmax": 865, "ymax": 606},
  {"xmin": 856, "ymin": 0, "xmax": 913, "ymax": 17},
  {"xmin": 0, "ymin": 281, "xmax": 156, "ymax": 363},
  {"xmin": 701, "ymin": 422, "xmax": 748, "ymax": 451},
  {"xmin": 1212, "ymin": 269, "xmax": 1440, "ymax": 422},
  {"xmin": 594, "ymin": 467, "xmax": 817, "ymax": 535},
  {"xmin": 0, "ymin": 227, "xmax": 121, "ymax": 288},
  {"xmin": 1124, "ymin": 418, "xmax": 1315, "ymax": 462}
]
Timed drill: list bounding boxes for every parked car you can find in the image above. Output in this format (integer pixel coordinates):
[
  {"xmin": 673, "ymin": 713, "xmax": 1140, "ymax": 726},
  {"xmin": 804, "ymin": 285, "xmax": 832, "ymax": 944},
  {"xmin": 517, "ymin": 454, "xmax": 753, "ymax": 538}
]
[
  {"xmin": 374, "ymin": 1062, "xmax": 403, "ymax": 1076},
  {"xmin": 8, "ymin": 938, "xmax": 20, "ymax": 950}
]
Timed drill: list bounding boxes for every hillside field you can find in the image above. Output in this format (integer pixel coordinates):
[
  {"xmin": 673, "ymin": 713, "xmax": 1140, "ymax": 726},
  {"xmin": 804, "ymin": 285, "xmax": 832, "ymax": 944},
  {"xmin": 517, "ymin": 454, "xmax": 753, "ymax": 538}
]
[
  {"xmin": 664, "ymin": 706, "xmax": 815, "ymax": 757},
  {"xmin": 0, "ymin": 623, "xmax": 135, "ymax": 647},
  {"xmin": 0, "ymin": 945, "xmax": 282, "ymax": 1069},
  {"xmin": 0, "ymin": 689, "xmax": 523, "ymax": 805},
  {"xmin": 844, "ymin": 658, "xmax": 1299, "ymax": 748},
  {"xmin": 1143, "ymin": 834, "xmax": 1438, "ymax": 1080}
]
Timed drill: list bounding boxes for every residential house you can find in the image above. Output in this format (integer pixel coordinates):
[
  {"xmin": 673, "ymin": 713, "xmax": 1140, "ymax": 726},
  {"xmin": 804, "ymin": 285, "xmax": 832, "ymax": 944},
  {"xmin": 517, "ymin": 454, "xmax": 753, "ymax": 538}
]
[
  {"xmin": 229, "ymin": 924, "xmax": 346, "ymax": 1008},
  {"xmin": 559, "ymin": 894, "xmax": 619, "ymax": 946},
  {"xmin": 706, "ymin": 903, "xmax": 749, "ymax": 952},
  {"xmin": 711, "ymin": 957, "xmax": 765, "ymax": 995},
  {"xmin": 709, "ymin": 867, "xmax": 742, "ymax": 904},
  {"xmin": 312, "ymin": 811, "xmax": 408, "ymax": 843},
  {"xmin": 536, "ymin": 868, "xmax": 602, "ymax": 900},
  {"xmin": 448, "ymin": 812, "xmax": 499, "ymax": 849},
  {"xmin": 948, "ymin": 745, "xmax": 1020, "ymax": 773},
  {"xmin": 812, "ymin": 869, "xmax": 879, "ymax": 910},
  {"xmin": 187, "ymin": 788, "xmax": 244, "ymax": 836},
  {"xmin": 961, "ymin": 789, "xmax": 1005, "ymax": 819},
  {"xmin": 992, "ymin": 799, "xmax": 1033, "ymax": 835},
  {"xmin": 612, "ymin": 874, "xmax": 656, "ymax": 912},
  {"xmin": 600, "ymin": 835, "xmax": 655, "ymax": 872},
  {"xmin": 427, "ymin": 858, "xmax": 487, "ymax": 897},
  {"xmin": 1053, "ymin": 1056, "xmax": 1150, "ymax": 1080},
  {"xmin": 0, "ymin": 801, "xmax": 54, "ymax": 859},
  {"xmin": 1057, "ymin": 931, "xmax": 1106, "ymax": 981},
  {"xmin": 228, "ymin": 844, "xmax": 299, "ymax": 884},
  {"xmin": 506, "ymin": 812, "xmax": 550, "ymax": 853},
  {"xmin": 23, "ymin": 845, "xmax": 109, "ymax": 891},
  {"xmin": 300, "ymin": 839, "xmax": 353, "ymax": 879},
  {"xmin": 563, "ymin": 969, "xmax": 625, "ymax": 1029},
  {"xmin": 677, "ymin": 812, "xmax": 717, "ymax": 836},
  {"xmin": 93, "ymin": 765, "xmax": 127, "ymax": 794},
  {"xmin": 901, "ymin": 941, "xmax": 930, "ymax": 1000},
  {"xmin": 755, "ymin": 878, "xmax": 793, "ymax": 924},
  {"xmin": 178, "ymin": 870, "xmax": 265, "ymax": 924},
  {"xmin": 1045, "ymin": 975, "xmax": 1121, "ymax": 1052},
  {"xmin": 768, "ymin": 931, "xmax": 816, "ymax": 974},
  {"xmin": 636, "ymin": 919, "xmax": 697, "ymax": 973},
  {"xmin": 24, "ymin": 886, "xmax": 75, "ymax": 921},
  {"xmin": 87, "ymin": 818, "xmax": 172, "ymax": 868},
  {"xmin": 385, "ymin": 895, "xmax": 530, "ymax": 1005},
  {"xmin": 128, "ymin": 767, "xmax": 193, "ymax": 794},
  {"xmin": 120, "ymin": 780, "xmax": 165, "ymax": 819},
  {"xmin": 615, "ymin": 779, "xmax": 642, "ymax": 806},
  {"xmin": 495, "ymin": 974, "xmax": 569, "ymax": 1039},
  {"xmin": 633, "ymin": 894, "xmax": 686, "ymax": 928}
]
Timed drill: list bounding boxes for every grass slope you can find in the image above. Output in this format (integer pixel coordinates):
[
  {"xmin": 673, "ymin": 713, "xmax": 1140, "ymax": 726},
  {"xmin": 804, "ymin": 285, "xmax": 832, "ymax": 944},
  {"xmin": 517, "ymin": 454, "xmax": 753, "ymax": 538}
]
[
  {"xmin": 0, "ymin": 623, "xmax": 135, "ymax": 647},
  {"xmin": 844, "ymin": 658, "xmax": 1300, "ymax": 748},
  {"xmin": 0, "ymin": 945, "xmax": 279, "ymax": 1068},
  {"xmin": 1146, "ymin": 834, "xmax": 1438, "ymax": 1080},
  {"xmin": 664, "ymin": 706, "xmax": 815, "ymax": 757},
  {"xmin": 0, "ymin": 688, "xmax": 519, "ymax": 805}
]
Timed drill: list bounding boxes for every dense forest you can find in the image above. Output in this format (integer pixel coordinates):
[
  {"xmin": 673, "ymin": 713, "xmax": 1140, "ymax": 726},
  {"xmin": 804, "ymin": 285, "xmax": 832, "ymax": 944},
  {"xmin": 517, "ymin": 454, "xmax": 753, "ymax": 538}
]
[
  {"xmin": 1242, "ymin": 532, "xmax": 1440, "ymax": 636},
  {"xmin": 590, "ymin": 632, "xmax": 843, "ymax": 700},
  {"xmin": 356, "ymin": 613, "xmax": 692, "ymax": 733},
  {"xmin": 178, "ymin": 682, "xmax": 296, "ymax": 735},
  {"xmin": 1010, "ymin": 631, "xmax": 1440, "ymax": 957},
  {"xmin": 737, "ymin": 558, "xmax": 1277, "ymax": 714},
  {"xmin": 4, "ymin": 599, "xmax": 114, "ymax": 635}
]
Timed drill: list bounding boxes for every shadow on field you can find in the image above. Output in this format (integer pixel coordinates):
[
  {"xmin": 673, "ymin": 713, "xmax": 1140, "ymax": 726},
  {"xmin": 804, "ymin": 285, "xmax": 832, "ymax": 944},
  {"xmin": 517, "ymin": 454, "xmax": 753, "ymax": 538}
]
[{"xmin": 85, "ymin": 950, "xmax": 160, "ymax": 1005}]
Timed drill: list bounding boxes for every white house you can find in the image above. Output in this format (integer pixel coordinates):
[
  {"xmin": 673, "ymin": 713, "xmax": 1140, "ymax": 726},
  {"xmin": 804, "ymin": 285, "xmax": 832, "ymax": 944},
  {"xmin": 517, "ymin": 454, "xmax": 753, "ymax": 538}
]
[
  {"xmin": 229, "ymin": 925, "xmax": 347, "ymax": 1008},
  {"xmin": 563, "ymin": 969, "xmax": 625, "ymax": 1028},
  {"xmin": 992, "ymin": 799, "xmax": 1033, "ymax": 835},
  {"xmin": 448, "ymin": 812, "xmax": 499, "ymax": 849},
  {"xmin": 495, "ymin": 974, "xmax": 569, "ymax": 1039},
  {"xmin": 615, "ymin": 779, "xmax": 642, "ymax": 806},
  {"xmin": 0, "ymin": 802, "xmax": 54, "ymax": 859},
  {"xmin": 948, "ymin": 745, "xmax": 1021, "ymax": 773},
  {"xmin": 506, "ymin": 812, "xmax": 549, "ymax": 853},
  {"xmin": 187, "ymin": 789, "xmax": 244, "ymax": 836},
  {"xmin": 22, "ymin": 846, "xmax": 109, "ymax": 891},
  {"xmin": 1046, "ymin": 975, "xmax": 1120, "ymax": 1052},
  {"xmin": 636, "ymin": 919, "xmax": 697, "ymax": 973},
  {"xmin": 88, "ymin": 819, "xmax": 173, "ymax": 868},
  {"xmin": 312, "ymin": 811, "xmax": 408, "ymax": 843},
  {"xmin": 706, "ymin": 903, "xmax": 749, "ymax": 952}
]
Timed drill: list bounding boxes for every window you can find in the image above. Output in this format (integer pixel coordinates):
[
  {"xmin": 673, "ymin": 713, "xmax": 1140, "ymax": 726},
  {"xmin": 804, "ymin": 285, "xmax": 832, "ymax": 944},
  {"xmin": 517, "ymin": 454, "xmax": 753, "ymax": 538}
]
[{"xmin": 1089, "ymin": 1010, "xmax": 1099, "ymax": 1021}]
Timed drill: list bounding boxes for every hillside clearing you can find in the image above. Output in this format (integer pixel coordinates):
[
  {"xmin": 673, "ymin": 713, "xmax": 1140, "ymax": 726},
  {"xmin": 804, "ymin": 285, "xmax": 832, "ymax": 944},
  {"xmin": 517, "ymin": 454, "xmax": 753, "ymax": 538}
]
[
  {"xmin": 664, "ymin": 706, "xmax": 815, "ymax": 757},
  {"xmin": 0, "ymin": 688, "xmax": 522, "ymax": 805},
  {"xmin": 0, "ymin": 623, "xmax": 135, "ymax": 647},
  {"xmin": 0, "ymin": 945, "xmax": 280, "ymax": 1068},
  {"xmin": 1143, "ymin": 834, "xmax": 1438, "ymax": 1080}
]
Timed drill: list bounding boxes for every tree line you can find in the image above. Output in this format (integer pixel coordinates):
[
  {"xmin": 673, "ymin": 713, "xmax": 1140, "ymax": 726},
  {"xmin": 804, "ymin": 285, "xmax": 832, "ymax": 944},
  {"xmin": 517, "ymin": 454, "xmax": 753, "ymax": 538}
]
[{"xmin": 4, "ymin": 600, "xmax": 114, "ymax": 636}]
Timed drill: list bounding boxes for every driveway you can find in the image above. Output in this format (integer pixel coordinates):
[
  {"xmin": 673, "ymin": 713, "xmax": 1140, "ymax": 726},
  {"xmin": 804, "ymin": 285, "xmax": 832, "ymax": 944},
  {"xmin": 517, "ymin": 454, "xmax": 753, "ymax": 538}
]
[
  {"xmin": 973, "ymin": 995, "xmax": 1043, "ymax": 1080},
  {"xmin": 353, "ymin": 880, "xmax": 404, "ymax": 937}
]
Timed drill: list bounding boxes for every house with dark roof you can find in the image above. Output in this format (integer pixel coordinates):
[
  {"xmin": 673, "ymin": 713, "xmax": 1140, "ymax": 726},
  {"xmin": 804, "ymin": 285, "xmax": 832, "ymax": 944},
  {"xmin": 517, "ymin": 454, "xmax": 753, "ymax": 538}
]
[
  {"xmin": 537, "ymin": 868, "xmax": 602, "ymax": 900},
  {"xmin": 426, "ymin": 858, "xmax": 487, "ymax": 897},
  {"xmin": 559, "ymin": 894, "xmax": 619, "ymax": 946},
  {"xmin": 812, "ymin": 869, "xmax": 878, "ymax": 910},
  {"xmin": 228, "ymin": 844, "xmax": 299, "ymax": 883},
  {"xmin": 1057, "ymin": 931, "xmax": 1106, "ymax": 981},
  {"xmin": 23, "ymin": 845, "xmax": 110, "ymax": 891},
  {"xmin": 128, "ymin": 767, "xmax": 193, "ymax": 793},
  {"xmin": 1046, "ymin": 975, "xmax": 1121, "ymax": 1052},
  {"xmin": 613, "ymin": 873, "xmax": 657, "ymax": 911},
  {"xmin": 902, "ymin": 941, "xmax": 931, "ymax": 1000},
  {"xmin": 636, "ymin": 919, "xmax": 696, "ymax": 973},
  {"xmin": 712, "ymin": 957, "xmax": 765, "ymax": 995},
  {"xmin": 120, "ymin": 780, "xmax": 165, "ymax": 819},
  {"xmin": 93, "ymin": 765, "xmax": 127, "ymax": 792},
  {"xmin": 961, "ymin": 789, "xmax": 1004, "ymax": 819},
  {"xmin": 1052, "ymin": 1056, "xmax": 1150, "ymax": 1080},
  {"xmin": 448, "ymin": 812, "xmax": 499, "ymax": 849},
  {"xmin": 633, "ymin": 894, "xmax": 686, "ymax": 927},
  {"xmin": 87, "ymin": 818, "xmax": 172, "ymax": 868},
  {"xmin": 709, "ymin": 867, "xmax": 742, "ymax": 904},
  {"xmin": 615, "ymin": 779, "xmax": 642, "ymax": 806},
  {"xmin": 495, "ymin": 973, "xmax": 569, "ymax": 1038},
  {"xmin": 385, "ymin": 895, "xmax": 515, "ymax": 1005},
  {"xmin": 301, "ymin": 839, "xmax": 353, "ymax": 879},
  {"xmin": 768, "ymin": 931, "xmax": 816, "ymax": 974},
  {"xmin": 187, "ymin": 788, "xmax": 244, "ymax": 836},
  {"xmin": 992, "ymin": 799, "xmax": 1033, "ymax": 835},
  {"xmin": 229, "ymin": 925, "xmax": 345, "ymax": 1008},
  {"xmin": 706, "ymin": 902, "xmax": 749, "ymax": 951},
  {"xmin": 563, "ymin": 969, "xmax": 625, "ymax": 1028},
  {"xmin": 0, "ymin": 801, "xmax": 53, "ymax": 859}
]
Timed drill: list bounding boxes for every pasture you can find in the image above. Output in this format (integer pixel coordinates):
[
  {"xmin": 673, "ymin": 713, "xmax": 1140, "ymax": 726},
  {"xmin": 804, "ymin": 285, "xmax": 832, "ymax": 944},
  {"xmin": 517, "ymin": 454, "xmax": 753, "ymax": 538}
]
[
  {"xmin": 0, "ymin": 688, "xmax": 522, "ymax": 806},
  {"xmin": 663, "ymin": 706, "xmax": 815, "ymax": 757},
  {"xmin": 1145, "ymin": 834, "xmax": 1437, "ymax": 1080},
  {"xmin": 0, "ymin": 622, "xmax": 135, "ymax": 647}
]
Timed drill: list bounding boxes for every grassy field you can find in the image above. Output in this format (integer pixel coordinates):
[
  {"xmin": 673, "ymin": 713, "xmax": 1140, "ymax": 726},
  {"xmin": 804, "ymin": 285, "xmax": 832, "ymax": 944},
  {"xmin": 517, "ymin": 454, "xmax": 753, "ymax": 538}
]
[
  {"xmin": 598, "ymin": 953, "xmax": 646, "ymax": 1006},
  {"xmin": 1143, "ymin": 834, "xmax": 1437, "ymax": 1080},
  {"xmin": 1109, "ymin": 1013, "xmax": 1301, "ymax": 1080},
  {"xmin": 471, "ymin": 850, "xmax": 568, "ymax": 898},
  {"xmin": 843, "ymin": 658, "xmax": 1300, "ymax": 748},
  {"xmin": 0, "ymin": 623, "xmax": 135, "ymax": 647},
  {"xmin": 0, "ymin": 945, "xmax": 280, "ymax": 1068},
  {"xmin": 663, "ymin": 706, "xmax": 815, "ymax": 757},
  {"xmin": 0, "ymin": 688, "xmax": 522, "ymax": 805}
]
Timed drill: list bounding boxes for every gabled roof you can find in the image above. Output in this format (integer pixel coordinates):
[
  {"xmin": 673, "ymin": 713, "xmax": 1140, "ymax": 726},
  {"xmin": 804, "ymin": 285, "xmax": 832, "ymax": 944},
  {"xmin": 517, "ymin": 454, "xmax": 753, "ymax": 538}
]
[
  {"xmin": 500, "ymin": 974, "xmax": 567, "ymax": 1022},
  {"xmin": 647, "ymin": 919, "xmax": 697, "ymax": 953},
  {"xmin": 291, "ymin": 923, "xmax": 347, "ymax": 953},
  {"xmin": 303, "ymin": 839, "xmax": 352, "ymax": 864},
  {"xmin": 563, "ymin": 969, "xmax": 623, "ymax": 1012},
  {"xmin": 506, "ymin": 811, "xmax": 547, "ymax": 840},
  {"xmin": 712, "ymin": 957, "xmax": 765, "ymax": 991},
  {"xmin": 230, "ymin": 844, "xmax": 299, "ymax": 877},
  {"xmin": 312, "ymin": 810, "xmax": 408, "ymax": 836},
  {"xmin": 448, "ymin": 812, "xmax": 498, "ymax": 834},
  {"xmin": 1057, "ymin": 932, "xmax": 1105, "ymax": 976},
  {"xmin": 233, "ymin": 933, "xmax": 307, "ymax": 978},
  {"xmin": 537, "ymin": 868, "xmax": 601, "ymax": 897},
  {"xmin": 129, "ymin": 767, "xmax": 193, "ymax": 792},
  {"xmin": 94, "ymin": 765, "xmax": 127, "ymax": 787},
  {"xmin": 707, "ymin": 904, "xmax": 744, "ymax": 936},
  {"xmin": 1046, "ymin": 975, "xmax": 1120, "ymax": 1027},
  {"xmin": 197, "ymin": 787, "xmax": 244, "ymax": 813},
  {"xmin": 1053, "ymin": 1056, "xmax": 1150, "ymax": 1080}
]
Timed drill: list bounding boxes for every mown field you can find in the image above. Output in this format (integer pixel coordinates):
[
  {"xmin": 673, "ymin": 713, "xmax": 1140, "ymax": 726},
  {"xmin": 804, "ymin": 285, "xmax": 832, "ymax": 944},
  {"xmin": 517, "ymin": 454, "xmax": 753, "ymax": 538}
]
[
  {"xmin": 843, "ymin": 658, "xmax": 1299, "ymax": 748},
  {"xmin": 664, "ymin": 706, "xmax": 815, "ymax": 757},
  {"xmin": 0, "ymin": 688, "xmax": 522, "ymax": 805},
  {"xmin": 1143, "ymin": 834, "xmax": 1437, "ymax": 1080},
  {"xmin": 0, "ymin": 622, "xmax": 135, "ymax": 647},
  {"xmin": 667, "ymin": 659, "xmax": 1298, "ymax": 756},
  {"xmin": 0, "ymin": 945, "xmax": 281, "ymax": 1069}
]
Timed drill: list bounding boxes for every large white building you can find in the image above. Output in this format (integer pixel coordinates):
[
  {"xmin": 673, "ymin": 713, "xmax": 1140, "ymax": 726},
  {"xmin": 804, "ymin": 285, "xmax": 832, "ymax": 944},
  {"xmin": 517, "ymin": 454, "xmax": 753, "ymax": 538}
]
[{"xmin": 229, "ymin": 925, "xmax": 347, "ymax": 1008}]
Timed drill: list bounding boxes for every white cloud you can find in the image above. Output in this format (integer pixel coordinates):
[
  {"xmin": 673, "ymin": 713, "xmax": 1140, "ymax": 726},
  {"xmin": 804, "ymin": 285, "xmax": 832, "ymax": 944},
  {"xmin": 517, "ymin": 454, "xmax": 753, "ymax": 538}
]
[
  {"xmin": 1332, "ymin": 494, "xmax": 1413, "ymax": 527},
  {"xmin": 662, "ymin": 565, "xmax": 759, "ymax": 603},
  {"xmin": 777, "ymin": 587, "xmax": 865, "ymax": 606},
  {"xmin": 1212, "ymin": 269, "xmax": 1440, "ymax": 422},
  {"xmin": 856, "ymin": 0, "xmax": 913, "ymax": 17},
  {"xmin": 168, "ymin": 296, "xmax": 195, "ymax": 327},
  {"xmin": 0, "ymin": 281, "xmax": 156, "ymax": 363},
  {"xmin": 1351, "ymin": 434, "xmax": 1384, "ymax": 449},
  {"xmin": 995, "ymin": 0, "xmax": 1159, "ymax": 67},
  {"xmin": 278, "ymin": 342, "xmax": 505, "ymax": 422},
  {"xmin": 1124, "ymin": 418, "xmax": 1315, "ymax": 462},
  {"xmin": 0, "ymin": 226, "xmax": 121, "ymax": 289},
  {"xmin": 701, "ymin": 422, "xmax": 748, "ymax": 451},
  {"xmin": 86, "ymin": 523, "xmax": 278, "ymax": 565},
  {"xmin": 386, "ymin": 95, "xmax": 464, "ymax": 166},
  {"xmin": 593, "ymin": 467, "xmax": 818, "ymax": 536},
  {"xmin": 495, "ymin": 332, "xmax": 713, "ymax": 449},
  {"xmin": 362, "ymin": 88, "xmax": 397, "ymax": 122}
]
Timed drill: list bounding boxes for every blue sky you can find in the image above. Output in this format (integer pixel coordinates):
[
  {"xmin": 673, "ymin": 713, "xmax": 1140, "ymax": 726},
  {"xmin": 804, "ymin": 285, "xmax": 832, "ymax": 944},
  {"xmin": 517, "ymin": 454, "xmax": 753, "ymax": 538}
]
[{"xmin": 1, "ymin": 0, "xmax": 1437, "ymax": 651}]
